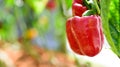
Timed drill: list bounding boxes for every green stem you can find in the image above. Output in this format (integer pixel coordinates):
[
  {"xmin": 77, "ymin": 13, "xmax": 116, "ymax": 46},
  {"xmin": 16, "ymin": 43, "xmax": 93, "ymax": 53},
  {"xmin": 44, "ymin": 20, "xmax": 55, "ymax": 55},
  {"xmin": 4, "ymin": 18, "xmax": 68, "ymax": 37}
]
[
  {"xmin": 93, "ymin": 0, "xmax": 100, "ymax": 14},
  {"xmin": 83, "ymin": 0, "xmax": 91, "ymax": 9}
]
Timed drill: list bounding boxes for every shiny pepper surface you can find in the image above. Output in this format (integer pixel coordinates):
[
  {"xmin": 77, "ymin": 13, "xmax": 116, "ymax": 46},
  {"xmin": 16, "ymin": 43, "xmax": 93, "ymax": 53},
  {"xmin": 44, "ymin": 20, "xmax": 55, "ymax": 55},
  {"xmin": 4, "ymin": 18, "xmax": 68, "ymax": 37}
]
[{"xmin": 66, "ymin": 15, "xmax": 104, "ymax": 57}]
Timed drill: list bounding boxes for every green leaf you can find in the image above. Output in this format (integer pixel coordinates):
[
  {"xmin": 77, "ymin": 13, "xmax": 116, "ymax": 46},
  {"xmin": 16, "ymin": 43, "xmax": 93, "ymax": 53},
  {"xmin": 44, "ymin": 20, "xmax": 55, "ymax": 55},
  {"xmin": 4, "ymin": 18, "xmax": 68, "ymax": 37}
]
[
  {"xmin": 25, "ymin": 0, "xmax": 48, "ymax": 15},
  {"xmin": 5, "ymin": 0, "xmax": 14, "ymax": 7},
  {"xmin": 65, "ymin": 0, "xmax": 72, "ymax": 9},
  {"xmin": 109, "ymin": 0, "xmax": 120, "ymax": 57},
  {"xmin": 101, "ymin": 0, "xmax": 120, "ymax": 57}
]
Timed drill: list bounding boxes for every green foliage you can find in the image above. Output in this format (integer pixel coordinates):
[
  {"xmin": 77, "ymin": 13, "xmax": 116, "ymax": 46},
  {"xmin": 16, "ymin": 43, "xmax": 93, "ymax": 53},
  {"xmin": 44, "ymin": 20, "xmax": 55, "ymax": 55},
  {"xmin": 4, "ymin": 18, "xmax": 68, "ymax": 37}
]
[
  {"xmin": 0, "ymin": 0, "xmax": 67, "ymax": 53},
  {"xmin": 101, "ymin": 0, "xmax": 120, "ymax": 57},
  {"xmin": 65, "ymin": 0, "xmax": 72, "ymax": 9},
  {"xmin": 109, "ymin": 0, "xmax": 120, "ymax": 57},
  {"xmin": 25, "ymin": 0, "xmax": 48, "ymax": 15}
]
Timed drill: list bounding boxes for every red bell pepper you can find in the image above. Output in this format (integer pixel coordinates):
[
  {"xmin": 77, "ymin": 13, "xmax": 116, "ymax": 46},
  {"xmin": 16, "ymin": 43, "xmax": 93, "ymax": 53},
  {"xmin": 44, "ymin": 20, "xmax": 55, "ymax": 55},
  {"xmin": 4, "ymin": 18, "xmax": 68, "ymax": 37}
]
[
  {"xmin": 66, "ymin": 15, "xmax": 104, "ymax": 57},
  {"xmin": 73, "ymin": 0, "xmax": 83, "ymax": 4},
  {"xmin": 72, "ymin": 3, "xmax": 87, "ymax": 17}
]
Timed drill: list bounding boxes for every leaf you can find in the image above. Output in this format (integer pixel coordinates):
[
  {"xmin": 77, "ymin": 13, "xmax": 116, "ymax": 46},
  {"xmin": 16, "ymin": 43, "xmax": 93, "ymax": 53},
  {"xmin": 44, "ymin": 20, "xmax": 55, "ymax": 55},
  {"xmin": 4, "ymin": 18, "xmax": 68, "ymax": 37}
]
[
  {"xmin": 100, "ymin": 0, "xmax": 120, "ymax": 57},
  {"xmin": 65, "ymin": 0, "xmax": 72, "ymax": 9},
  {"xmin": 5, "ymin": 0, "xmax": 14, "ymax": 7},
  {"xmin": 109, "ymin": 0, "xmax": 120, "ymax": 57},
  {"xmin": 25, "ymin": 0, "xmax": 48, "ymax": 15}
]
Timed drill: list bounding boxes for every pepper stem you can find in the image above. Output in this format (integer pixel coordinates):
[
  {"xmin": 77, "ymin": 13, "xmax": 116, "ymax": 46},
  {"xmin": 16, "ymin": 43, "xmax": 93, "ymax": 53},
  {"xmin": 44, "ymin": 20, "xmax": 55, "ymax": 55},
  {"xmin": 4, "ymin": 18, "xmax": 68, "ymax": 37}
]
[{"xmin": 93, "ymin": 0, "xmax": 100, "ymax": 14}]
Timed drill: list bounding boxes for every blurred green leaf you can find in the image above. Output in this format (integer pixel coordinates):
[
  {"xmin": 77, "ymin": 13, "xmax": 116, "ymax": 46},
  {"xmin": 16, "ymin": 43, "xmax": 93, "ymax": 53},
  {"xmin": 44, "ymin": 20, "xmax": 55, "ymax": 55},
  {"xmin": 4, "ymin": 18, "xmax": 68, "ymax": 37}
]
[
  {"xmin": 101, "ymin": 0, "xmax": 120, "ymax": 57},
  {"xmin": 65, "ymin": 0, "xmax": 72, "ymax": 9},
  {"xmin": 5, "ymin": 0, "xmax": 14, "ymax": 7},
  {"xmin": 25, "ymin": 0, "xmax": 48, "ymax": 15}
]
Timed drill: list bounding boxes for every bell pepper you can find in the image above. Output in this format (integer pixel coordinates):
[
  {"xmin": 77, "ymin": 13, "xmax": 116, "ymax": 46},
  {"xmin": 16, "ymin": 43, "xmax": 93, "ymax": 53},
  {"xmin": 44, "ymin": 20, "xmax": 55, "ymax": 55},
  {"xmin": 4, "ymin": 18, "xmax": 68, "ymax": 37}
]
[
  {"xmin": 72, "ymin": 3, "xmax": 87, "ymax": 17},
  {"xmin": 73, "ymin": 0, "xmax": 83, "ymax": 4},
  {"xmin": 66, "ymin": 15, "xmax": 104, "ymax": 57}
]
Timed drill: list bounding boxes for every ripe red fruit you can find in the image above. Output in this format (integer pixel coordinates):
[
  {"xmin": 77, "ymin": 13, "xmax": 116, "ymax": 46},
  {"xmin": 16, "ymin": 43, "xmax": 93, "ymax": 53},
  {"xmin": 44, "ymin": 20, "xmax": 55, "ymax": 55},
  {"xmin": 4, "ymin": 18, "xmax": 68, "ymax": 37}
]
[
  {"xmin": 66, "ymin": 15, "xmax": 104, "ymax": 57},
  {"xmin": 66, "ymin": 18, "xmax": 83, "ymax": 55},
  {"xmin": 72, "ymin": 3, "xmax": 87, "ymax": 17},
  {"xmin": 46, "ymin": 0, "xmax": 56, "ymax": 11},
  {"xmin": 73, "ymin": 0, "xmax": 83, "ymax": 4}
]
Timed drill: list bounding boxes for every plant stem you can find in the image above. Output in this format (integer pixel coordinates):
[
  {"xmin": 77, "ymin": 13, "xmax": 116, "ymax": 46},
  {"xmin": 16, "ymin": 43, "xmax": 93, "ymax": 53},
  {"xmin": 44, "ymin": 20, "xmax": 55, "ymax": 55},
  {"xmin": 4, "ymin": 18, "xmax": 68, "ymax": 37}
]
[
  {"xmin": 93, "ymin": 0, "xmax": 100, "ymax": 14},
  {"xmin": 83, "ymin": 0, "xmax": 91, "ymax": 9}
]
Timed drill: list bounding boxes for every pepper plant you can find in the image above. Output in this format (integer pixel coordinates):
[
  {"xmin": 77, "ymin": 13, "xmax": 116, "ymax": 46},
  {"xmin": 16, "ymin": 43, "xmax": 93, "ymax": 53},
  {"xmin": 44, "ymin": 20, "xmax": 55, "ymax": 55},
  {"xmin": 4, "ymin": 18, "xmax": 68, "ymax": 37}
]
[{"xmin": 65, "ymin": 0, "xmax": 120, "ymax": 57}]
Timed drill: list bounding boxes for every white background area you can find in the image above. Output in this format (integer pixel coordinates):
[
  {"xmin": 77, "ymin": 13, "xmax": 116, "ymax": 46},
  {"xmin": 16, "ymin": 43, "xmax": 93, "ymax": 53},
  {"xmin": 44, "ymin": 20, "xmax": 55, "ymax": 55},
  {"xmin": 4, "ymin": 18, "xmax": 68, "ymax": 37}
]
[{"xmin": 66, "ymin": 36, "xmax": 120, "ymax": 67}]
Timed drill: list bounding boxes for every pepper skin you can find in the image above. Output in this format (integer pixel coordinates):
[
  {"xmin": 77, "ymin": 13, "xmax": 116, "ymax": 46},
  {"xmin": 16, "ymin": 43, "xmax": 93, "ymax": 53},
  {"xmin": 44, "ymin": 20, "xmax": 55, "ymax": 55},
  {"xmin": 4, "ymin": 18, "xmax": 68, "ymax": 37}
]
[
  {"xmin": 73, "ymin": 0, "xmax": 83, "ymax": 4},
  {"xmin": 66, "ymin": 15, "xmax": 104, "ymax": 57},
  {"xmin": 72, "ymin": 3, "xmax": 87, "ymax": 17}
]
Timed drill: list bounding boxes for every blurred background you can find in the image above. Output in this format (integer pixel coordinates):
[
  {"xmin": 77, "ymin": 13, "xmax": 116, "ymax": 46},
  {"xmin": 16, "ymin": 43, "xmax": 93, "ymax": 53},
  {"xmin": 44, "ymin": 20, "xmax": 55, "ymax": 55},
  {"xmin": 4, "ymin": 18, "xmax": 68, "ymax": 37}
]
[{"xmin": 0, "ymin": 0, "xmax": 119, "ymax": 67}]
